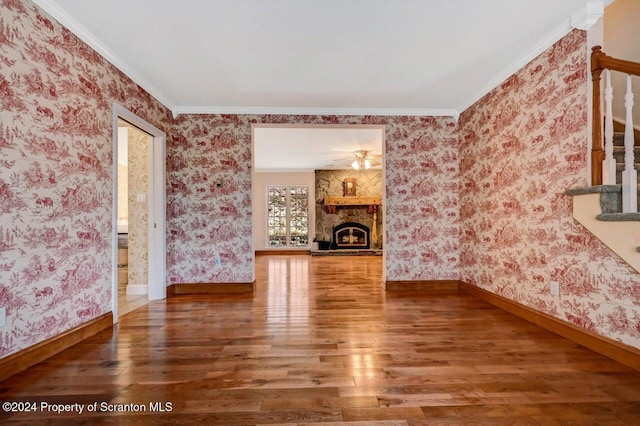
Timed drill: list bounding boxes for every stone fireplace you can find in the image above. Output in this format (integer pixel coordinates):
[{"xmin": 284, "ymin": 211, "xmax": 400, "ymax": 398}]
[
  {"xmin": 315, "ymin": 170, "xmax": 383, "ymax": 250},
  {"xmin": 333, "ymin": 222, "xmax": 370, "ymax": 249}
]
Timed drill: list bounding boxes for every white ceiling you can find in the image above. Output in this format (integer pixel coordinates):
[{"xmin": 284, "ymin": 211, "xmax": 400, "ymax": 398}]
[
  {"xmin": 34, "ymin": 0, "xmax": 606, "ymax": 171},
  {"xmin": 253, "ymin": 127, "xmax": 384, "ymax": 172},
  {"xmin": 37, "ymin": 0, "xmax": 603, "ymax": 117}
]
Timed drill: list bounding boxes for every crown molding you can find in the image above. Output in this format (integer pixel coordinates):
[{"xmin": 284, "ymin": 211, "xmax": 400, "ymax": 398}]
[
  {"xmin": 458, "ymin": 1, "xmax": 605, "ymax": 116},
  {"xmin": 457, "ymin": 18, "xmax": 575, "ymax": 115},
  {"xmin": 32, "ymin": 0, "xmax": 591, "ymax": 124},
  {"xmin": 32, "ymin": 0, "xmax": 176, "ymax": 111},
  {"xmin": 172, "ymin": 106, "xmax": 459, "ymax": 119},
  {"xmin": 571, "ymin": 1, "xmax": 605, "ymax": 30}
]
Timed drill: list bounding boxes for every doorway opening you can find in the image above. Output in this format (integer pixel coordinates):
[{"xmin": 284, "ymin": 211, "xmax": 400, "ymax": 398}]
[
  {"xmin": 251, "ymin": 124, "xmax": 387, "ymax": 279},
  {"xmin": 112, "ymin": 103, "xmax": 167, "ymax": 321}
]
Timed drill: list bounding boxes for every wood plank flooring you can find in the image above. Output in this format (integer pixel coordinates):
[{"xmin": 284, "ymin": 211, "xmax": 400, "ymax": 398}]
[
  {"xmin": 2, "ymin": 255, "xmax": 640, "ymax": 424},
  {"xmin": 118, "ymin": 288, "xmax": 149, "ymax": 319}
]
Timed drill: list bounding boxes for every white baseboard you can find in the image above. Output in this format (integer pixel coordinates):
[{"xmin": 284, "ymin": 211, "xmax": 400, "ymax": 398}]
[{"xmin": 126, "ymin": 284, "xmax": 148, "ymax": 295}]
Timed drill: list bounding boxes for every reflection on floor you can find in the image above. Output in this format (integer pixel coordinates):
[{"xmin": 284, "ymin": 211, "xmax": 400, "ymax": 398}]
[
  {"xmin": 311, "ymin": 249, "xmax": 382, "ymax": 256},
  {"xmin": 4, "ymin": 255, "xmax": 640, "ymax": 423},
  {"xmin": 117, "ymin": 235, "xmax": 147, "ymax": 317},
  {"xmin": 117, "ymin": 287, "xmax": 148, "ymax": 317}
]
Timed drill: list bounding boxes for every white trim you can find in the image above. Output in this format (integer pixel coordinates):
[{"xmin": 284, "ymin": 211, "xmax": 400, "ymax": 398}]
[
  {"xmin": 458, "ymin": 2, "xmax": 606, "ymax": 115},
  {"xmin": 572, "ymin": 193, "xmax": 640, "ymax": 274},
  {"xmin": 381, "ymin": 125, "xmax": 387, "ymax": 283},
  {"xmin": 33, "ymin": 0, "xmax": 175, "ymax": 110},
  {"xmin": 111, "ymin": 117, "xmax": 118, "ymax": 323},
  {"xmin": 253, "ymin": 123, "xmax": 389, "ymax": 130},
  {"xmin": 173, "ymin": 106, "xmax": 459, "ymax": 118},
  {"xmin": 112, "ymin": 103, "xmax": 167, "ymax": 324},
  {"xmin": 148, "ymin": 132, "xmax": 167, "ymax": 301},
  {"xmin": 126, "ymin": 284, "xmax": 148, "ymax": 296},
  {"xmin": 33, "ymin": 0, "xmax": 607, "ymax": 123},
  {"xmin": 457, "ymin": 19, "xmax": 575, "ymax": 114},
  {"xmin": 250, "ymin": 127, "xmax": 255, "ymax": 283},
  {"xmin": 266, "ymin": 185, "xmax": 310, "ymax": 249},
  {"xmin": 571, "ymin": 1, "xmax": 605, "ymax": 31}
]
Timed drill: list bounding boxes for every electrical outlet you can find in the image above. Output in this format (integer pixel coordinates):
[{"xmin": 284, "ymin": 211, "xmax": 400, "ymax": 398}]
[
  {"xmin": 413, "ymin": 257, "xmax": 420, "ymax": 267},
  {"xmin": 550, "ymin": 281, "xmax": 559, "ymax": 296},
  {"xmin": 214, "ymin": 256, "xmax": 222, "ymax": 268},
  {"xmin": 0, "ymin": 308, "xmax": 6, "ymax": 327}
]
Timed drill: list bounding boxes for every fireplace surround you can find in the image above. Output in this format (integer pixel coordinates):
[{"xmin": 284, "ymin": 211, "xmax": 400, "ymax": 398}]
[{"xmin": 333, "ymin": 222, "xmax": 370, "ymax": 249}]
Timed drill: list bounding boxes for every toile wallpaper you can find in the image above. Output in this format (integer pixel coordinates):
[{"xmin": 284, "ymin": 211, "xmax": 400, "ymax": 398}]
[
  {"xmin": 0, "ymin": 0, "xmax": 172, "ymax": 358},
  {"xmin": 168, "ymin": 114, "xmax": 460, "ymax": 284},
  {"xmin": 459, "ymin": 29, "xmax": 640, "ymax": 348},
  {"xmin": 1, "ymin": 0, "xmax": 639, "ymax": 360},
  {"xmin": 126, "ymin": 125, "xmax": 149, "ymax": 289}
]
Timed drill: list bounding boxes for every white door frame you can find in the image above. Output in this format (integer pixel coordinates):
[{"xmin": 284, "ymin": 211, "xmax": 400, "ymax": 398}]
[{"xmin": 112, "ymin": 102, "xmax": 167, "ymax": 322}]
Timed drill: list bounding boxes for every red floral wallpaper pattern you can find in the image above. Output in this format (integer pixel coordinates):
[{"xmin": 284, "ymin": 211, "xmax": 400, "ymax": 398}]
[
  {"xmin": 3, "ymin": 0, "xmax": 639, "ymax": 360},
  {"xmin": 2, "ymin": 0, "xmax": 460, "ymax": 359},
  {"xmin": 167, "ymin": 114, "xmax": 459, "ymax": 284},
  {"xmin": 0, "ymin": 0, "xmax": 172, "ymax": 357},
  {"xmin": 384, "ymin": 116, "xmax": 460, "ymax": 280},
  {"xmin": 459, "ymin": 29, "xmax": 640, "ymax": 348}
]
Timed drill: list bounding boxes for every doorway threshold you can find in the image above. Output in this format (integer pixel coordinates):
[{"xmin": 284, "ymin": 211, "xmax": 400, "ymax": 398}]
[{"xmin": 311, "ymin": 249, "xmax": 382, "ymax": 256}]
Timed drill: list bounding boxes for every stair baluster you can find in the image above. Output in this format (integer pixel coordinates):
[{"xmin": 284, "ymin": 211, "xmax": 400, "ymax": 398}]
[
  {"xmin": 591, "ymin": 46, "xmax": 640, "ymax": 187},
  {"xmin": 603, "ymin": 70, "xmax": 616, "ymax": 185},
  {"xmin": 622, "ymin": 75, "xmax": 637, "ymax": 213}
]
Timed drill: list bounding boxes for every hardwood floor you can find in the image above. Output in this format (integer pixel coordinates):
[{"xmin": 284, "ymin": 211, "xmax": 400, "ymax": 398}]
[
  {"xmin": 2, "ymin": 255, "xmax": 640, "ymax": 424},
  {"xmin": 117, "ymin": 288, "xmax": 149, "ymax": 318}
]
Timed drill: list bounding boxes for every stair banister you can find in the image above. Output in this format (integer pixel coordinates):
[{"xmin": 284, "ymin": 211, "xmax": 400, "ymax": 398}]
[
  {"xmin": 603, "ymin": 70, "xmax": 615, "ymax": 185},
  {"xmin": 591, "ymin": 46, "xmax": 640, "ymax": 186},
  {"xmin": 592, "ymin": 47, "xmax": 604, "ymax": 185},
  {"xmin": 622, "ymin": 75, "xmax": 637, "ymax": 213}
]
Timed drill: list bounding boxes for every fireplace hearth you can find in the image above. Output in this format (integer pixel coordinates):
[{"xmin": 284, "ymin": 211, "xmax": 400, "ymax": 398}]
[{"xmin": 333, "ymin": 222, "xmax": 370, "ymax": 250}]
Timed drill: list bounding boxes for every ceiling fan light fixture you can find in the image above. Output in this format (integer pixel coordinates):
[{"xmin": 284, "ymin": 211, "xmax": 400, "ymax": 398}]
[{"xmin": 351, "ymin": 150, "xmax": 372, "ymax": 170}]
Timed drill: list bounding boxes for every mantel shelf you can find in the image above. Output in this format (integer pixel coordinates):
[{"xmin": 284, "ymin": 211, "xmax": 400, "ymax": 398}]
[{"xmin": 324, "ymin": 196, "xmax": 381, "ymax": 214}]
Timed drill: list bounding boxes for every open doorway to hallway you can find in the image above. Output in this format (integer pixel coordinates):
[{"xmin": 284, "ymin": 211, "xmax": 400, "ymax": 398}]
[
  {"xmin": 112, "ymin": 103, "xmax": 167, "ymax": 321},
  {"xmin": 116, "ymin": 119, "xmax": 152, "ymax": 317}
]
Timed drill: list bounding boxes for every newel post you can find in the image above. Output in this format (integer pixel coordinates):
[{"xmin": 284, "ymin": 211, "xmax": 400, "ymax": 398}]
[{"xmin": 591, "ymin": 46, "xmax": 605, "ymax": 186}]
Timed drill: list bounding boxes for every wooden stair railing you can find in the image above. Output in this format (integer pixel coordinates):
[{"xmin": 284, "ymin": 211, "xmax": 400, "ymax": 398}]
[
  {"xmin": 591, "ymin": 46, "xmax": 640, "ymax": 213},
  {"xmin": 591, "ymin": 46, "xmax": 640, "ymax": 184}
]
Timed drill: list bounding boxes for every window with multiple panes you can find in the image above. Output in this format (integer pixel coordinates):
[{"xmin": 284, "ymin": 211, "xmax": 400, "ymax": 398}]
[{"xmin": 267, "ymin": 186, "xmax": 309, "ymax": 247}]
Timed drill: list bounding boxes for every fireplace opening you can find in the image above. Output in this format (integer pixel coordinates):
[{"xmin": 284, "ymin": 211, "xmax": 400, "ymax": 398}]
[{"xmin": 333, "ymin": 222, "xmax": 370, "ymax": 249}]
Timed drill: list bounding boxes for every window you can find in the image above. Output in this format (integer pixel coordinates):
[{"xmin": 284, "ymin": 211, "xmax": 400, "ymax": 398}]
[{"xmin": 267, "ymin": 186, "xmax": 309, "ymax": 247}]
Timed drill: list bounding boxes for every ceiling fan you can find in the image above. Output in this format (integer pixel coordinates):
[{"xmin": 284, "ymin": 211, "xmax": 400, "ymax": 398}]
[{"xmin": 351, "ymin": 150, "xmax": 381, "ymax": 170}]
